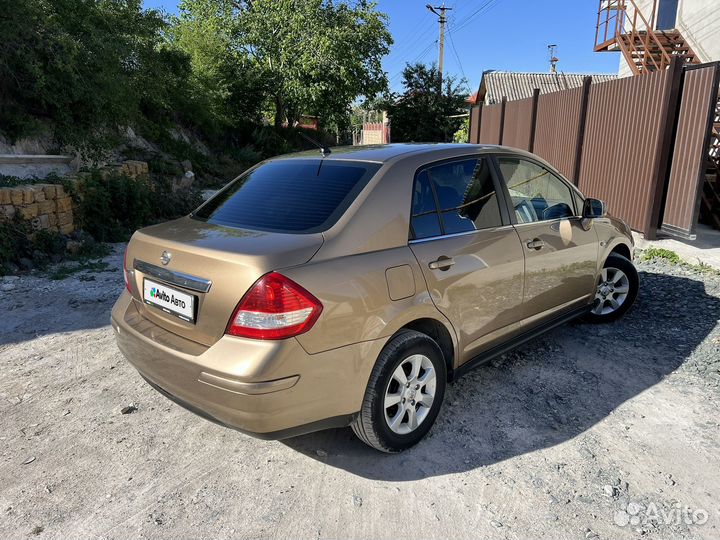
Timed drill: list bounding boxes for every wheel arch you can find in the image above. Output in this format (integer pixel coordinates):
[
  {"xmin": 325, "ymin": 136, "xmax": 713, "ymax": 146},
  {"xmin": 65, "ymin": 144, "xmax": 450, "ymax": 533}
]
[
  {"xmin": 608, "ymin": 242, "xmax": 632, "ymax": 261},
  {"xmin": 397, "ymin": 317, "xmax": 456, "ymax": 381}
]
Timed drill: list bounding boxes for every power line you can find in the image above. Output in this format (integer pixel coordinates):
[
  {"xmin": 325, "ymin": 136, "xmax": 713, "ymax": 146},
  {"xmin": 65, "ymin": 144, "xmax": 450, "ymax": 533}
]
[
  {"xmin": 446, "ymin": 27, "xmax": 472, "ymax": 93},
  {"xmin": 389, "ymin": 39, "xmax": 437, "ymax": 81},
  {"xmin": 451, "ymin": 0, "xmax": 504, "ymax": 34}
]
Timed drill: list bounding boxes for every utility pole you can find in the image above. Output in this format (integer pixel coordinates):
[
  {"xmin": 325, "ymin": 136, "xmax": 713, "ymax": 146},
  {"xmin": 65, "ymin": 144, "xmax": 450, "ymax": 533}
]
[{"xmin": 426, "ymin": 3, "xmax": 452, "ymax": 88}]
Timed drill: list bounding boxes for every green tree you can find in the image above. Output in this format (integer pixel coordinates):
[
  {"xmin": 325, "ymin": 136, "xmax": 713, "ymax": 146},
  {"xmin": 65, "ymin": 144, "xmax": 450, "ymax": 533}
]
[
  {"xmin": 171, "ymin": 0, "xmax": 267, "ymax": 130},
  {"xmin": 385, "ymin": 63, "xmax": 469, "ymax": 143},
  {"xmin": 236, "ymin": 0, "xmax": 392, "ymax": 128},
  {"xmin": 453, "ymin": 116, "xmax": 470, "ymax": 143},
  {"xmin": 0, "ymin": 0, "xmax": 193, "ymax": 150}
]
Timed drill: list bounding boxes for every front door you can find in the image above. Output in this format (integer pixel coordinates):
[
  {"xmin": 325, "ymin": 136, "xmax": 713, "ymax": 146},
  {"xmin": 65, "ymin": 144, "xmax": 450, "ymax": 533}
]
[
  {"xmin": 409, "ymin": 156, "xmax": 525, "ymax": 363},
  {"xmin": 495, "ymin": 156, "xmax": 598, "ymax": 323}
]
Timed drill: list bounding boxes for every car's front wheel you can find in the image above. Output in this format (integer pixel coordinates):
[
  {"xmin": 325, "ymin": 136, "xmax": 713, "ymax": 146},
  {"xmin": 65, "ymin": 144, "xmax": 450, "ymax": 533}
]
[
  {"xmin": 352, "ymin": 330, "xmax": 446, "ymax": 453},
  {"xmin": 586, "ymin": 253, "xmax": 639, "ymax": 323}
]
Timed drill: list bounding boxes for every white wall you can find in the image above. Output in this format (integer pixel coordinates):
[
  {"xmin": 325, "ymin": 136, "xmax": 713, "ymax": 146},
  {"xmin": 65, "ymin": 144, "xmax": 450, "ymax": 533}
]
[{"xmin": 676, "ymin": 0, "xmax": 720, "ymax": 63}]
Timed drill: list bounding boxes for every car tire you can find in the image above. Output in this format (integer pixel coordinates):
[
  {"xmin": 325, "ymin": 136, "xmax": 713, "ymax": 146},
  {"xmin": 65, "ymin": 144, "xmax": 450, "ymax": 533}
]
[
  {"xmin": 585, "ymin": 253, "xmax": 639, "ymax": 323},
  {"xmin": 351, "ymin": 330, "xmax": 447, "ymax": 453}
]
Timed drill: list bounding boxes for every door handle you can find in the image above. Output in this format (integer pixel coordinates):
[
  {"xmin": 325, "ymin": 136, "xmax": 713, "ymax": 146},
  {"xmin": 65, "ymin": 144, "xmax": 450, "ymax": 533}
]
[
  {"xmin": 526, "ymin": 238, "xmax": 545, "ymax": 250},
  {"xmin": 428, "ymin": 256, "xmax": 455, "ymax": 270}
]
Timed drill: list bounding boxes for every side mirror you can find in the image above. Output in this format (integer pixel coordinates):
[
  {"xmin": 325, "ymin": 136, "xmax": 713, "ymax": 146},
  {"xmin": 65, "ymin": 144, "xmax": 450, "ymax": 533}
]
[{"xmin": 582, "ymin": 197, "xmax": 606, "ymax": 219}]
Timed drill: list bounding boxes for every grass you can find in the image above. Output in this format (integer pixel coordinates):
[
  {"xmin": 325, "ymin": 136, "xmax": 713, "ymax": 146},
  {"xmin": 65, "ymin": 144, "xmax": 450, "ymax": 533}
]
[
  {"xmin": 639, "ymin": 247, "xmax": 720, "ymax": 276},
  {"xmin": 640, "ymin": 247, "xmax": 683, "ymax": 264},
  {"xmin": 47, "ymin": 259, "xmax": 115, "ymax": 280}
]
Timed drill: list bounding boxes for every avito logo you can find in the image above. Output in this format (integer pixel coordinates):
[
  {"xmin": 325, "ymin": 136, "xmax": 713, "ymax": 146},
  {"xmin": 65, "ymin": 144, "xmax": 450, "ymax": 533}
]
[{"xmin": 149, "ymin": 287, "xmax": 186, "ymax": 309}]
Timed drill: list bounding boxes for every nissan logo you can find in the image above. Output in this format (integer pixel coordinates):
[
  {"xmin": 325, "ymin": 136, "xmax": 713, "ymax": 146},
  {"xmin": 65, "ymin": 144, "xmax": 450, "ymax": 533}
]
[{"xmin": 160, "ymin": 251, "xmax": 172, "ymax": 266}]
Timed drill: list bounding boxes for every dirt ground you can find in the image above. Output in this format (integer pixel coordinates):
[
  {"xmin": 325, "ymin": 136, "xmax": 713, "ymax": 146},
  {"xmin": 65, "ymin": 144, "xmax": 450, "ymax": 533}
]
[{"xmin": 1, "ymin": 245, "xmax": 719, "ymax": 539}]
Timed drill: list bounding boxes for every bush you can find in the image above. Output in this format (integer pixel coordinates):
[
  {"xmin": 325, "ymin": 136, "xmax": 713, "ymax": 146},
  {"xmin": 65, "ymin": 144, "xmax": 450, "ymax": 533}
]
[
  {"xmin": 32, "ymin": 229, "xmax": 66, "ymax": 256},
  {"xmin": 68, "ymin": 168, "xmax": 203, "ymax": 243},
  {"xmin": 252, "ymin": 126, "xmax": 291, "ymax": 159},
  {"xmin": 0, "ymin": 218, "xmax": 31, "ymax": 274},
  {"xmin": 72, "ymin": 171, "xmax": 152, "ymax": 242}
]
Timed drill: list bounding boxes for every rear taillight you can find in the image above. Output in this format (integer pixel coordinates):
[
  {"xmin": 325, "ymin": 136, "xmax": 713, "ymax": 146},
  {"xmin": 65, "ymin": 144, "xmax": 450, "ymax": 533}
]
[
  {"xmin": 123, "ymin": 247, "xmax": 131, "ymax": 293},
  {"xmin": 226, "ymin": 272, "xmax": 323, "ymax": 340}
]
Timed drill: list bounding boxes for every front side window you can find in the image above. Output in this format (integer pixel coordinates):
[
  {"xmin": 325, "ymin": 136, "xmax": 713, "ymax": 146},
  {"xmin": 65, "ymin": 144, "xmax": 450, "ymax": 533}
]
[
  {"xmin": 410, "ymin": 158, "xmax": 503, "ymax": 240},
  {"xmin": 193, "ymin": 159, "xmax": 381, "ymax": 233},
  {"xmin": 497, "ymin": 157, "xmax": 575, "ymax": 224}
]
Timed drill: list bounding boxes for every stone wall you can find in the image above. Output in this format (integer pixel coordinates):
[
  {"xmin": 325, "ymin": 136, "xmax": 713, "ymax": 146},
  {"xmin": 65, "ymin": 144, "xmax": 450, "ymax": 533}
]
[
  {"xmin": 0, "ymin": 159, "xmax": 151, "ymax": 238},
  {"xmin": 0, "ymin": 184, "xmax": 74, "ymax": 235}
]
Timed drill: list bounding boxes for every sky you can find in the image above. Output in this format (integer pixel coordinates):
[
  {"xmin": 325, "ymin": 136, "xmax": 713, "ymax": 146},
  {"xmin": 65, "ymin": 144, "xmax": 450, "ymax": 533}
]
[{"xmin": 144, "ymin": 0, "xmax": 621, "ymax": 94}]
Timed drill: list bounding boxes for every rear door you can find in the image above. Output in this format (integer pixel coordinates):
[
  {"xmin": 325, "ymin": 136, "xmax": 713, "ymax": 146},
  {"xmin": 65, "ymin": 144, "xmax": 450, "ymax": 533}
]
[
  {"xmin": 494, "ymin": 155, "xmax": 598, "ymax": 322},
  {"xmin": 409, "ymin": 156, "xmax": 526, "ymax": 363}
]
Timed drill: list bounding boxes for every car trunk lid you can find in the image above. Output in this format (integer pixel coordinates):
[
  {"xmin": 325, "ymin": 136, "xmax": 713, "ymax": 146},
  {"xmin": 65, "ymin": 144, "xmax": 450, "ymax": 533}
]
[{"xmin": 125, "ymin": 217, "xmax": 323, "ymax": 346}]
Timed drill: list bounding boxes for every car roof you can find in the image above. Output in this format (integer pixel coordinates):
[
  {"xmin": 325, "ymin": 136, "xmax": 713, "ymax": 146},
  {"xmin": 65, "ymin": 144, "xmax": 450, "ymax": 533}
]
[{"xmin": 272, "ymin": 143, "xmax": 503, "ymax": 164}]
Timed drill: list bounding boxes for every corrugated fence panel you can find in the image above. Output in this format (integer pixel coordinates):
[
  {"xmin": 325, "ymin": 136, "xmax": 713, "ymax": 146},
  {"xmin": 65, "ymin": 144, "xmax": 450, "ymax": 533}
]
[
  {"xmin": 578, "ymin": 70, "xmax": 670, "ymax": 233},
  {"xmin": 469, "ymin": 105, "xmax": 481, "ymax": 144},
  {"xmin": 479, "ymin": 103, "xmax": 503, "ymax": 145},
  {"xmin": 661, "ymin": 64, "xmax": 719, "ymax": 238},
  {"xmin": 533, "ymin": 85, "xmax": 585, "ymax": 180},
  {"xmin": 502, "ymin": 96, "xmax": 534, "ymax": 151}
]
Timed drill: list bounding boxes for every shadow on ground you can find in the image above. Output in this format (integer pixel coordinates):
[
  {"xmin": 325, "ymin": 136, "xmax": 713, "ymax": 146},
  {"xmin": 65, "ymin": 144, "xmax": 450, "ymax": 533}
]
[{"xmin": 283, "ymin": 270, "xmax": 720, "ymax": 480}]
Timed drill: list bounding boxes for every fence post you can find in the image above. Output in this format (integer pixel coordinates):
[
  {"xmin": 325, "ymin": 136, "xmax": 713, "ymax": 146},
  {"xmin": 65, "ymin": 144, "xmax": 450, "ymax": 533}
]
[
  {"xmin": 572, "ymin": 76, "xmax": 593, "ymax": 186},
  {"xmin": 469, "ymin": 105, "xmax": 482, "ymax": 144},
  {"xmin": 498, "ymin": 97, "xmax": 507, "ymax": 145},
  {"xmin": 645, "ymin": 56, "xmax": 684, "ymax": 239},
  {"xmin": 528, "ymin": 88, "xmax": 540, "ymax": 152}
]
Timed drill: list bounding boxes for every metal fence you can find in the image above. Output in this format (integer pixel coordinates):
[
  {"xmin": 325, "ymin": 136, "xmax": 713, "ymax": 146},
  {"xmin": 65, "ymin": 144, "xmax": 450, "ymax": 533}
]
[{"xmin": 468, "ymin": 59, "xmax": 720, "ymax": 239}]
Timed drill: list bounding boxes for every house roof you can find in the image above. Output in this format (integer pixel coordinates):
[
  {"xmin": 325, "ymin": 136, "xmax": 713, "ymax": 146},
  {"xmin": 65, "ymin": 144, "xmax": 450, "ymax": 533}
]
[{"xmin": 476, "ymin": 71, "xmax": 617, "ymax": 105}]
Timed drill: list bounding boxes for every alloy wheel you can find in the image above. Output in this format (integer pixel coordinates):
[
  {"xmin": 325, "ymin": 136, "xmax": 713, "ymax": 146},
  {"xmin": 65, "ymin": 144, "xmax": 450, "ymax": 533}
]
[
  {"xmin": 592, "ymin": 267, "xmax": 630, "ymax": 316},
  {"xmin": 383, "ymin": 354, "xmax": 437, "ymax": 435}
]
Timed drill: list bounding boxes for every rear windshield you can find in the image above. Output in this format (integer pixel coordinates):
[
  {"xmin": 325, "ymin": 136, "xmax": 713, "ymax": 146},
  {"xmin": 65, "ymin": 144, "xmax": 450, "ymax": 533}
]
[{"xmin": 192, "ymin": 159, "xmax": 381, "ymax": 233}]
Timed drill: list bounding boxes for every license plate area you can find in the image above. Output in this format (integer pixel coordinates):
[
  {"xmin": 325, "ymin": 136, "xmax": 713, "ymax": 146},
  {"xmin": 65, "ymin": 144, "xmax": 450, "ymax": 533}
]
[{"xmin": 143, "ymin": 278, "xmax": 196, "ymax": 323}]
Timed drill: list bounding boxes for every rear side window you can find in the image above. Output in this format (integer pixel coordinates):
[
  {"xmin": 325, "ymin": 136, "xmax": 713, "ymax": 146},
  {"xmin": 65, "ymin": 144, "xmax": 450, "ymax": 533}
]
[
  {"xmin": 193, "ymin": 159, "xmax": 381, "ymax": 233},
  {"xmin": 410, "ymin": 158, "xmax": 503, "ymax": 240}
]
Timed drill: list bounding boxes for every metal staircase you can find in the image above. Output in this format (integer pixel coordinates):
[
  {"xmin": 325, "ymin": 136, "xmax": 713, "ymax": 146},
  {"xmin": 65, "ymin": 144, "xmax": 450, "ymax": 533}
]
[
  {"xmin": 595, "ymin": 0, "xmax": 720, "ymax": 230},
  {"xmin": 595, "ymin": 0, "xmax": 699, "ymax": 74},
  {"xmin": 702, "ymin": 98, "xmax": 720, "ymax": 229}
]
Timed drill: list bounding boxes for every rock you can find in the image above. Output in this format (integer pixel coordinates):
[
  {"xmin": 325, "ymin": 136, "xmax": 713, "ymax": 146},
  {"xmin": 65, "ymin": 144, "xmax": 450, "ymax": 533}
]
[
  {"xmin": 315, "ymin": 449, "xmax": 328, "ymax": 458},
  {"xmin": 66, "ymin": 240, "xmax": 82, "ymax": 255},
  {"xmin": 490, "ymin": 520, "xmax": 503, "ymax": 528},
  {"xmin": 22, "ymin": 456, "xmax": 36, "ymax": 465},
  {"xmin": 2, "ymin": 275, "xmax": 19, "ymax": 281},
  {"xmin": 121, "ymin": 404, "xmax": 138, "ymax": 415},
  {"xmin": 1, "ymin": 283, "xmax": 15, "ymax": 292},
  {"xmin": 19, "ymin": 258, "xmax": 33, "ymax": 271},
  {"xmin": 352, "ymin": 495, "xmax": 362, "ymax": 507},
  {"xmin": 603, "ymin": 484, "xmax": 616, "ymax": 497}
]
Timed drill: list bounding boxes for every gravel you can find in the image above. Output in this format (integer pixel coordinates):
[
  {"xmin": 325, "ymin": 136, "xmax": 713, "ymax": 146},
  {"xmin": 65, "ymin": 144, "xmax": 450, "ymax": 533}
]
[{"xmin": 1, "ymin": 248, "xmax": 719, "ymax": 539}]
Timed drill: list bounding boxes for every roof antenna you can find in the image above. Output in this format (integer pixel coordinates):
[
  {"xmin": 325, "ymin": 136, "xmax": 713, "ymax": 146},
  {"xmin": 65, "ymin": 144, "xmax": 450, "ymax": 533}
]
[
  {"xmin": 298, "ymin": 131, "xmax": 331, "ymax": 157},
  {"xmin": 547, "ymin": 44, "xmax": 559, "ymax": 73}
]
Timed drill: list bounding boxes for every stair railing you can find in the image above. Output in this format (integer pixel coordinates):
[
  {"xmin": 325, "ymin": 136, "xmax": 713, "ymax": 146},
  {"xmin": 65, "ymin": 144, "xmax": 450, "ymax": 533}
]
[{"xmin": 595, "ymin": 0, "xmax": 673, "ymax": 74}]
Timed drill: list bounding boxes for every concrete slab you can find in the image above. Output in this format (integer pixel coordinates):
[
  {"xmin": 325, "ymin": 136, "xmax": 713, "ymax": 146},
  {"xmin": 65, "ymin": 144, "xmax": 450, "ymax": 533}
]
[{"xmin": 633, "ymin": 224, "xmax": 720, "ymax": 269}]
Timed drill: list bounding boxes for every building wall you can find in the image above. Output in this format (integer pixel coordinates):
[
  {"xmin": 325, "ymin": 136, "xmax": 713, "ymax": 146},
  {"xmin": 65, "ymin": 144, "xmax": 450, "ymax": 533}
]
[{"xmin": 618, "ymin": 0, "xmax": 720, "ymax": 77}]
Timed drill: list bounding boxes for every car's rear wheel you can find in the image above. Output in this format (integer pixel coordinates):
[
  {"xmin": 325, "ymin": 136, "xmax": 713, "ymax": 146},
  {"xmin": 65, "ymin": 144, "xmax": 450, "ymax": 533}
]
[
  {"xmin": 586, "ymin": 253, "xmax": 638, "ymax": 323},
  {"xmin": 352, "ymin": 330, "xmax": 446, "ymax": 453}
]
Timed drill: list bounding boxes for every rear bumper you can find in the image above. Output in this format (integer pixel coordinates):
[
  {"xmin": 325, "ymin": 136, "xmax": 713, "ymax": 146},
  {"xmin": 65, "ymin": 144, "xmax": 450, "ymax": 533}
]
[{"xmin": 111, "ymin": 291, "xmax": 383, "ymax": 438}]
